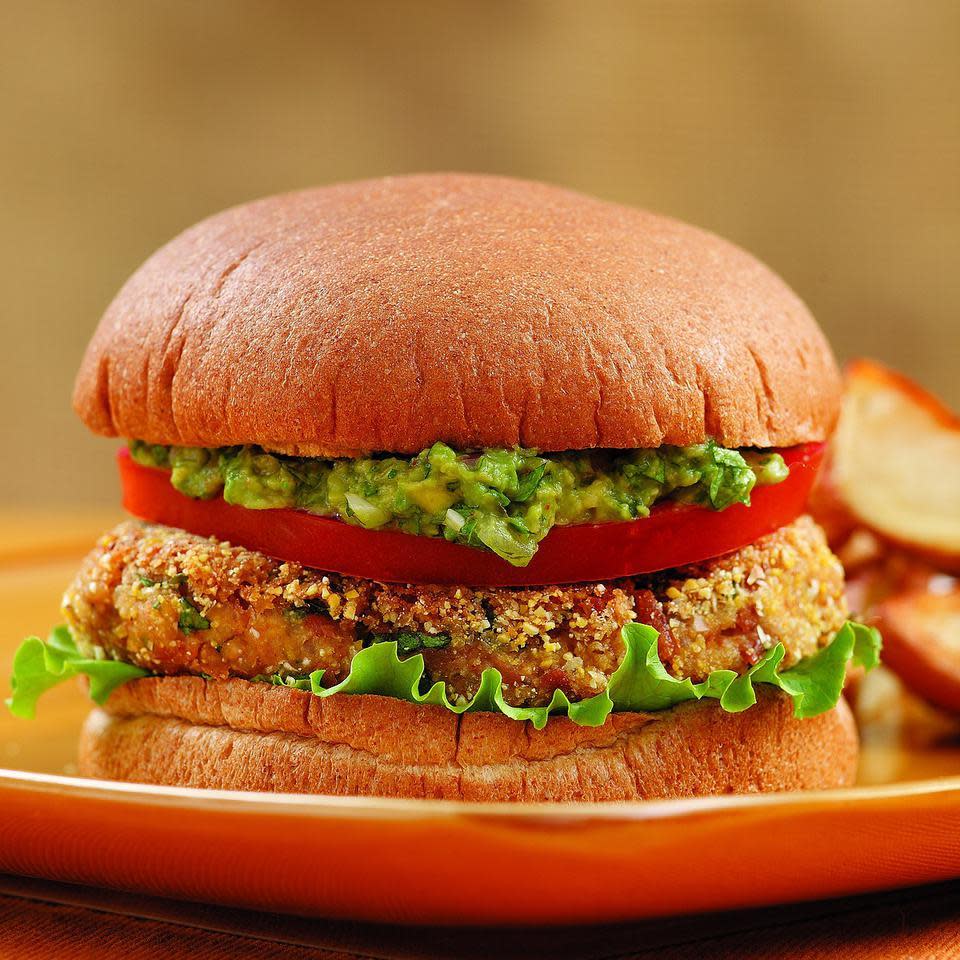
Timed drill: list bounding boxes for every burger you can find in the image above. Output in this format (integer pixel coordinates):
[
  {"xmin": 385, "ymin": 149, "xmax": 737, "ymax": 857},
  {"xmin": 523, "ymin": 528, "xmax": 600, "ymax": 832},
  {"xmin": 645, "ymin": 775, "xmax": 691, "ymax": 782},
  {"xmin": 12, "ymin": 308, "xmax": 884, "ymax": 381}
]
[{"xmin": 9, "ymin": 174, "xmax": 880, "ymax": 801}]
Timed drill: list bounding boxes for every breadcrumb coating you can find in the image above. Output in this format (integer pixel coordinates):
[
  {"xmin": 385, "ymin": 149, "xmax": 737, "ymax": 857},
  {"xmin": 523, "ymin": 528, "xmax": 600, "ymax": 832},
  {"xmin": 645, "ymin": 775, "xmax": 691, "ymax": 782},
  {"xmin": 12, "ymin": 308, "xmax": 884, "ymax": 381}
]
[{"xmin": 63, "ymin": 516, "xmax": 847, "ymax": 708}]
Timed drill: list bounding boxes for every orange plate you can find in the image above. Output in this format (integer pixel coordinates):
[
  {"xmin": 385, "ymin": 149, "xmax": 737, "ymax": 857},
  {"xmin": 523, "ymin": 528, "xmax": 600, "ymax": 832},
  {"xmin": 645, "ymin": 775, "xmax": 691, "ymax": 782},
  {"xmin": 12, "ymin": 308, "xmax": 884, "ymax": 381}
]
[
  {"xmin": 0, "ymin": 771, "xmax": 960, "ymax": 924},
  {"xmin": 7, "ymin": 659, "xmax": 960, "ymax": 926},
  {"xmin": 5, "ymin": 514, "xmax": 960, "ymax": 925},
  {"xmin": 4, "ymin": 770, "xmax": 960, "ymax": 925}
]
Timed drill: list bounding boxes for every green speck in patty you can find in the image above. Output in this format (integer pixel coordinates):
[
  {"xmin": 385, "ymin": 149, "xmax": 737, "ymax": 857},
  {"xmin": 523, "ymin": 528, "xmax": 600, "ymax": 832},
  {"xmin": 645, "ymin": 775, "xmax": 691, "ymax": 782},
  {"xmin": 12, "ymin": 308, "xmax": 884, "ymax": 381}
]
[
  {"xmin": 177, "ymin": 598, "xmax": 211, "ymax": 636},
  {"xmin": 371, "ymin": 631, "xmax": 452, "ymax": 654}
]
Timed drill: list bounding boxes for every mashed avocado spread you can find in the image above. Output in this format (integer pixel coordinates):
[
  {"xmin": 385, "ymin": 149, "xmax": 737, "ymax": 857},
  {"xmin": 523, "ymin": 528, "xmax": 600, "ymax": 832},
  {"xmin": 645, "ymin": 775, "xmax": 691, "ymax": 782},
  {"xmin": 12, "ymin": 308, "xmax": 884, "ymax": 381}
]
[{"xmin": 130, "ymin": 440, "xmax": 788, "ymax": 566}]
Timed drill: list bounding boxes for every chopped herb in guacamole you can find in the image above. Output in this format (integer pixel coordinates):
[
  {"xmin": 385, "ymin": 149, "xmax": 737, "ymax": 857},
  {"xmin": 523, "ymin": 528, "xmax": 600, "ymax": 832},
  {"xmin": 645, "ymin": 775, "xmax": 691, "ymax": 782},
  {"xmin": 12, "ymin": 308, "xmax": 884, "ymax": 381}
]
[{"xmin": 129, "ymin": 440, "xmax": 788, "ymax": 566}]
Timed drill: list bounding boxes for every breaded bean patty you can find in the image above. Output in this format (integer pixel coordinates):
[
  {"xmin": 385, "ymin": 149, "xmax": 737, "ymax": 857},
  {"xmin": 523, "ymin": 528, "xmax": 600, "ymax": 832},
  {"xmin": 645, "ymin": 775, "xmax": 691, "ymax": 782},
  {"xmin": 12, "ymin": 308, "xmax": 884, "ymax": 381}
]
[{"xmin": 63, "ymin": 516, "xmax": 847, "ymax": 708}]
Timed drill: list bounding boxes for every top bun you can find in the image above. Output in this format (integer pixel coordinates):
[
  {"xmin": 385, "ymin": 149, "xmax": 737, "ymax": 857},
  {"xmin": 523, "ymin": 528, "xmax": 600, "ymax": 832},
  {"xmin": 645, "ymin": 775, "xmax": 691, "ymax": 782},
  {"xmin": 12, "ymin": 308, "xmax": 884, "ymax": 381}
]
[{"xmin": 74, "ymin": 174, "xmax": 840, "ymax": 456}]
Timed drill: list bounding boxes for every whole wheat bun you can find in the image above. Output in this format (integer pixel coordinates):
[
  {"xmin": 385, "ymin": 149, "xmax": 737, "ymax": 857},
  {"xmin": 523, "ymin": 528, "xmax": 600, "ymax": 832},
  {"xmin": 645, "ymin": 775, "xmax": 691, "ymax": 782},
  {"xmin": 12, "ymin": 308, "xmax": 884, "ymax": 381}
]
[
  {"xmin": 74, "ymin": 174, "xmax": 840, "ymax": 456},
  {"xmin": 78, "ymin": 677, "xmax": 858, "ymax": 801}
]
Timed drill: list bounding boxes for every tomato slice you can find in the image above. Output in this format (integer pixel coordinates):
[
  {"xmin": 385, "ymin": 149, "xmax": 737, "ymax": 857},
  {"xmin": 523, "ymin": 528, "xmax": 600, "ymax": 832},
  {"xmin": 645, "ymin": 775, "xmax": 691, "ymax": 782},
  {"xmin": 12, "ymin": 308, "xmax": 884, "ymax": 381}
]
[{"xmin": 118, "ymin": 443, "xmax": 824, "ymax": 586}]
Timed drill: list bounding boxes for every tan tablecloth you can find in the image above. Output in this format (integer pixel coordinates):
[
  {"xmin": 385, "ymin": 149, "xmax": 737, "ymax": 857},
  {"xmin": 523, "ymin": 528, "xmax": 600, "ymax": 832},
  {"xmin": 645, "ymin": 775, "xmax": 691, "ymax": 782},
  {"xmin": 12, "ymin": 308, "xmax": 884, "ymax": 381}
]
[{"xmin": 2, "ymin": 873, "xmax": 960, "ymax": 959}]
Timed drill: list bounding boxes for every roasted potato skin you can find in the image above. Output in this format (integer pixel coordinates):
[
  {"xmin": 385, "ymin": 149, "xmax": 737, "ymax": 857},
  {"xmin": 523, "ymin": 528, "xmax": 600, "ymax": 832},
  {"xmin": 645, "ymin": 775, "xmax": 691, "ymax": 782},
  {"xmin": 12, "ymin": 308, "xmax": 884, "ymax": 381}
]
[{"xmin": 873, "ymin": 587, "xmax": 960, "ymax": 714}]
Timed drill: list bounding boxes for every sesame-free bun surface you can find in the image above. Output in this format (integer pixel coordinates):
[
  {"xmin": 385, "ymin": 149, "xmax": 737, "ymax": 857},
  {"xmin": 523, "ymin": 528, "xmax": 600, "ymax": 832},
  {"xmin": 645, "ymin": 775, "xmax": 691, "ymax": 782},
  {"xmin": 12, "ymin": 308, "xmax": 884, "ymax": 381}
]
[
  {"xmin": 79, "ymin": 678, "xmax": 858, "ymax": 801},
  {"xmin": 74, "ymin": 174, "xmax": 840, "ymax": 456}
]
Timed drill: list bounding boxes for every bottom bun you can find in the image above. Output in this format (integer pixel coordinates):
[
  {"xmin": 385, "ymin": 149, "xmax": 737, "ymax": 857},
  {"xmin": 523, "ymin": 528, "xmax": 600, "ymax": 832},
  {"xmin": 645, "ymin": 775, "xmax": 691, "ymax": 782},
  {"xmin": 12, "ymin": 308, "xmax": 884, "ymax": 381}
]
[{"xmin": 79, "ymin": 678, "xmax": 858, "ymax": 801}]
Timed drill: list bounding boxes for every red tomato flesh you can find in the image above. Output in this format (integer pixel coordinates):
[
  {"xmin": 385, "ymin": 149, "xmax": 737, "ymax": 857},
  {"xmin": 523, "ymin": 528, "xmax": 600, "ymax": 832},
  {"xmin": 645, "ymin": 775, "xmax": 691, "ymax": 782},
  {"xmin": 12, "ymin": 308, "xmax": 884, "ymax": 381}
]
[{"xmin": 118, "ymin": 444, "xmax": 824, "ymax": 586}]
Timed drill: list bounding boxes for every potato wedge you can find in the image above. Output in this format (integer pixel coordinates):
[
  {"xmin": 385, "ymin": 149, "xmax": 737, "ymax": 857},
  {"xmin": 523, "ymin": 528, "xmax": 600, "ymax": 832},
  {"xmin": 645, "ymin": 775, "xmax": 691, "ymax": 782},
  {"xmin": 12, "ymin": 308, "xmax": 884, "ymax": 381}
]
[
  {"xmin": 832, "ymin": 359, "xmax": 960, "ymax": 569},
  {"xmin": 875, "ymin": 586, "xmax": 960, "ymax": 713}
]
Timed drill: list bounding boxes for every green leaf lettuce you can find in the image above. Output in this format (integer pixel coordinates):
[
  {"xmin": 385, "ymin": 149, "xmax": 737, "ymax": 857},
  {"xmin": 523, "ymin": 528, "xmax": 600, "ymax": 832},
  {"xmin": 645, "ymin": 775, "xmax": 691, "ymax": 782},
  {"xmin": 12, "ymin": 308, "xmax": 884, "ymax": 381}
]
[
  {"xmin": 8, "ymin": 621, "xmax": 880, "ymax": 728},
  {"xmin": 7, "ymin": 626, "xmax": 148, "ymax": 720}
]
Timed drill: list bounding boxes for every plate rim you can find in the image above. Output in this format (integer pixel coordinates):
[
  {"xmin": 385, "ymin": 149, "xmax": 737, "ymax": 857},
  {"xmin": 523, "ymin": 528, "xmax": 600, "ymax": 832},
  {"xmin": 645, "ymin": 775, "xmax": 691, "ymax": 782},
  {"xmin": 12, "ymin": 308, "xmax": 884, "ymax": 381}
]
[{"xmin": 5, "ymin": 766, "xmax": 960, "ymax": 821}]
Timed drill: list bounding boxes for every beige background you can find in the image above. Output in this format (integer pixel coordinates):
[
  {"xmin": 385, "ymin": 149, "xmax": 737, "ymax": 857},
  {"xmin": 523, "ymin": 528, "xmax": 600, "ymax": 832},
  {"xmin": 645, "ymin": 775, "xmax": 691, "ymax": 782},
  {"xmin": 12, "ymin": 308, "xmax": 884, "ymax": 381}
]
[{"xmin": 2, "ymin": 0, "xmax": 958, "ymax": 508}]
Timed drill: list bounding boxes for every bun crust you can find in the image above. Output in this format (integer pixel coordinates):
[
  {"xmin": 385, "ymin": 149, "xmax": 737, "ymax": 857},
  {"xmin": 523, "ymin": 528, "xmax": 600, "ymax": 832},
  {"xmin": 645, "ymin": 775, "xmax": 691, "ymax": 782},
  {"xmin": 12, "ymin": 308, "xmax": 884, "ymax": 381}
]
[
  {"xmin": 79, "ymin": 677, "xmax": 858, "ymax": 801},
  {"xmin": 74, "ymin": 174, "xmax": 840, "ymax": 455}
]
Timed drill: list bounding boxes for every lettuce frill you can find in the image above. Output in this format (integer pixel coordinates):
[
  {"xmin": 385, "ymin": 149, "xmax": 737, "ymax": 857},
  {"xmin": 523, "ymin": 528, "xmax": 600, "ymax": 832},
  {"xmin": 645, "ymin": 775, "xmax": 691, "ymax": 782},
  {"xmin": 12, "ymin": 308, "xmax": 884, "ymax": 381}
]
[{"xmin": 8, "ymin": 621, "xmax": 880, "ymax": 728}]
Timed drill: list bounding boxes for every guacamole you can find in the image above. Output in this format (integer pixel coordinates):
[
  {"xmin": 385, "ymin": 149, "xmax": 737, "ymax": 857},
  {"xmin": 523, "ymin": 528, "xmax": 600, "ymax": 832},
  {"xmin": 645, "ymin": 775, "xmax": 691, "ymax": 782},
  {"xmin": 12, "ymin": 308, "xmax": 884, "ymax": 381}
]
[{"xmin": 129, "ymin": 440, "xmax": 788, "ymax": 566}]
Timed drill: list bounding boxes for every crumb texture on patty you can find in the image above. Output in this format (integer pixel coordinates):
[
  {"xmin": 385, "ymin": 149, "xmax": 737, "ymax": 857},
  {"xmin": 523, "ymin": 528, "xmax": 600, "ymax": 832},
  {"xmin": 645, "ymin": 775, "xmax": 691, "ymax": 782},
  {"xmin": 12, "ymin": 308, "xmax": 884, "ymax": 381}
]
[{"xmin": 63, "ymin": 515, "xmax": 847, "ymax": 708}]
